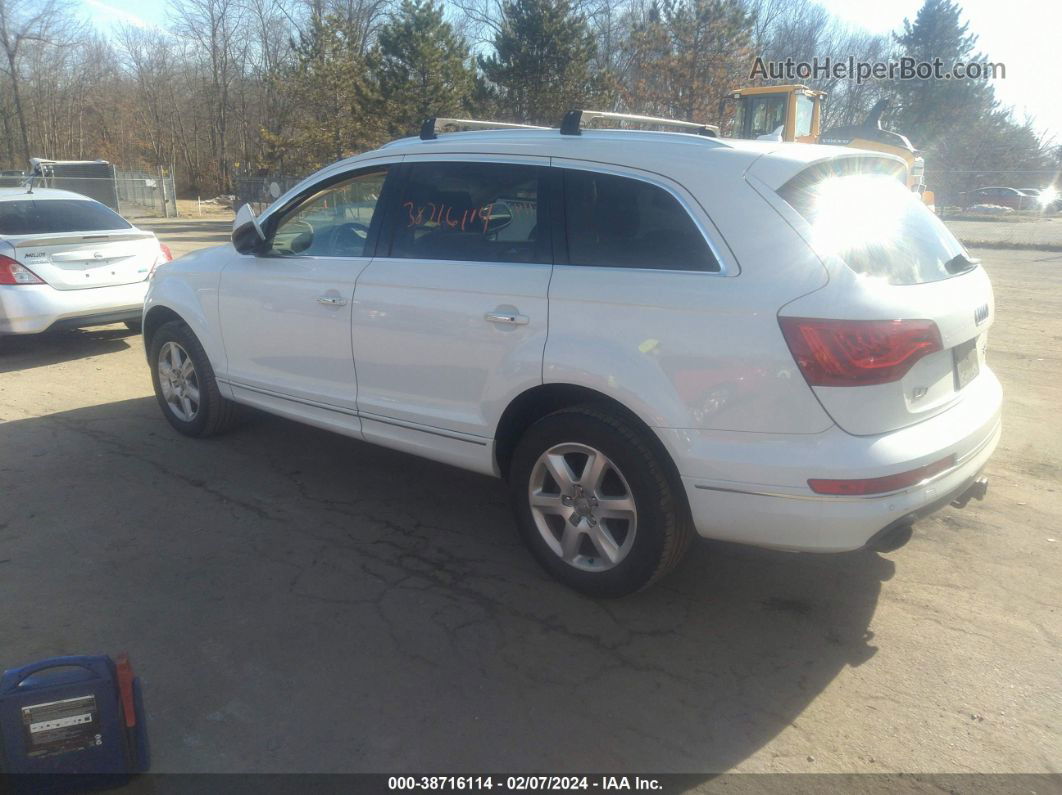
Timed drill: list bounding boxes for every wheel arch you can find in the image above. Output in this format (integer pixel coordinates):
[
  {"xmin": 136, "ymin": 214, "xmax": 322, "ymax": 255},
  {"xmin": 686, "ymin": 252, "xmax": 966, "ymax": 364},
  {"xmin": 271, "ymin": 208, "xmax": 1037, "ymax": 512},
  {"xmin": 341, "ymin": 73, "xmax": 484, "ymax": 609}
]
[
  {"xmin": 494, "ymin": 384, "xmax": 690, "ymax": 514},
  {"xmin": 143, "ymin": 305, "xmax": 185, "ymax": 353},
  {"xmin": 142, "ymin": 279, "xmax": 227, "ymax": 376}
]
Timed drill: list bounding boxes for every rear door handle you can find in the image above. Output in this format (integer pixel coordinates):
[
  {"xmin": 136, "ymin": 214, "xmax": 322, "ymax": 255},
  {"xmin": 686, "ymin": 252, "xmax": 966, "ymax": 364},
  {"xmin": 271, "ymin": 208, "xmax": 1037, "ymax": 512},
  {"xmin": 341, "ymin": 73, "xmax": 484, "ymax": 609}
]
[
  {"xmin": 485, "ymin": 311, "xmax": 529, "ymax": 326},
  {"xmin": 317, "ymin": 295, "xmax": 348, "ymax": 306}
]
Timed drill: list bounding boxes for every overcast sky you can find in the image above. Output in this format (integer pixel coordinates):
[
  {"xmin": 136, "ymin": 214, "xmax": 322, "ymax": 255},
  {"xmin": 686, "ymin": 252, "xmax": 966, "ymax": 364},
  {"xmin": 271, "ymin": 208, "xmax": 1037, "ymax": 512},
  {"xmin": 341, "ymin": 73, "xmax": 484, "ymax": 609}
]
[{"xmin": 81, "ymin": 0, "xmax": 1060, "ymax": 141}]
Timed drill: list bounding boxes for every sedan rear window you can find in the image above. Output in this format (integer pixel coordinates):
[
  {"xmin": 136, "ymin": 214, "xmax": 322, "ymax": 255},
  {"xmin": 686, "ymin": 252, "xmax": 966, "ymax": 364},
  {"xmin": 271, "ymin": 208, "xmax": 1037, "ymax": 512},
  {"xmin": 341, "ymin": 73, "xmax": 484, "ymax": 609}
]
[
  {"xmin": 779, "ymin": 170, "xmax": 972, "ymax": 285},
  {"xmin": 0, "ymin": 199, "xmax": 132, "ymax": 235}
]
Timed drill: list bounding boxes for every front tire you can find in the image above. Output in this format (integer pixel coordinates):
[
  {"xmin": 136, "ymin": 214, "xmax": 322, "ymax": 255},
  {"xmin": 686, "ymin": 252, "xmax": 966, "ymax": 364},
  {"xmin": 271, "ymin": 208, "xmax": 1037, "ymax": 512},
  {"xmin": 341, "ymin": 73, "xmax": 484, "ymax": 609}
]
[
  {"xmin": 149, "ymin": 320, "xmax": 236, "ymax": 437},
  {"xmin": 509, "ymin": 406, "xmax": 694, "ymax": 597}
]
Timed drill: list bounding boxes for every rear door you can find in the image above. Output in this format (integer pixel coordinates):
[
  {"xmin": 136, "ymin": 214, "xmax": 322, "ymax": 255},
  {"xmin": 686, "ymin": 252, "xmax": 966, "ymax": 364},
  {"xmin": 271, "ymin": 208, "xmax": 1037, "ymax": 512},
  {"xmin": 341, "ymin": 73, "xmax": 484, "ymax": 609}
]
[
  {"xmin": 774, "ymin": 168, "xmax": 994, "ymax": 436},
  {"xmin": 351, "ymin": 156, "xmax": 552, "ymax": 447},
  {"xmin": 0, "ymin": 198, "xmax": 157, "ymax": 288}
]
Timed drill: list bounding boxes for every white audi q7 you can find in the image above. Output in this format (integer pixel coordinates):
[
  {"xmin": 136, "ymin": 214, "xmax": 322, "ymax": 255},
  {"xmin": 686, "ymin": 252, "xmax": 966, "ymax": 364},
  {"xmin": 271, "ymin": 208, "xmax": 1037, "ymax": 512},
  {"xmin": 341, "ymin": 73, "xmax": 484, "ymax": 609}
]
[{"xmin": 143, "ymin": 115, "xmax": 1000, "ymax": 596}]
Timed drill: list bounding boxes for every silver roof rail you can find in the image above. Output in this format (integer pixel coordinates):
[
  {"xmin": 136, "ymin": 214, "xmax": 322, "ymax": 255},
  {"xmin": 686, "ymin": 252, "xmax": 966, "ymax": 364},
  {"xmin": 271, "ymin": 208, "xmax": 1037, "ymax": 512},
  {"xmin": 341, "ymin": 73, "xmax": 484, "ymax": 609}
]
[
  {"xmin": 560, "ymin": 110, "xmax": 719, "ymax": 138},
  {"xmin": 419, "ymin": 117, "xmax": 549, "ymax": 140}
]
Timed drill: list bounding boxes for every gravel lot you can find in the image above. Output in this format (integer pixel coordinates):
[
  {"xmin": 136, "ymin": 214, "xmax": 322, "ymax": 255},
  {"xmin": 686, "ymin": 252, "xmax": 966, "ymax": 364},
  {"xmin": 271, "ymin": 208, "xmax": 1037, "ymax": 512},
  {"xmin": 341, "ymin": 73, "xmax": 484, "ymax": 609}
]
[{"xmin": 0, "ymin": 222, "xmax": 1059, "ymax": 775}]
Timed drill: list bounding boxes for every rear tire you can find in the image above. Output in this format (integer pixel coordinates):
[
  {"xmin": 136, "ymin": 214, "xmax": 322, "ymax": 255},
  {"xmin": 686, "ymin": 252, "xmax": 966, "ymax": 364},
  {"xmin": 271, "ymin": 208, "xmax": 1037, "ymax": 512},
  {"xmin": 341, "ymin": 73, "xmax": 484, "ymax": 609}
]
[
  {"xmin": 509, "ymin": 406, "xmax": 694, "ymax": 597},
  {"xmin": 149, "ymin": 320, "xmax": 237, "ymax": 437}
]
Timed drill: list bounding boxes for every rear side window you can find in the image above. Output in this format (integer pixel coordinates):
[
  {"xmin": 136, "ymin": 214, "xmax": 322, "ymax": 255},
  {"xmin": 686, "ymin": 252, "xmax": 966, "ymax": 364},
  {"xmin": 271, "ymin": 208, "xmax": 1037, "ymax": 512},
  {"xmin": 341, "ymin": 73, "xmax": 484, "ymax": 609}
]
[
  {"xmin": 780, "ymin": 170, "xmax": 971, "ymax": 285},
  {"xmin": 390, "ymin": 162, "xmax": 547, "ymax": 263},
  {"xmin": 0, "ymin": 199, "xmax": 132, "ymax": 235},
  {"xmin": 562, "ymin": 169, "xmax": 719, "ymax": 271}
]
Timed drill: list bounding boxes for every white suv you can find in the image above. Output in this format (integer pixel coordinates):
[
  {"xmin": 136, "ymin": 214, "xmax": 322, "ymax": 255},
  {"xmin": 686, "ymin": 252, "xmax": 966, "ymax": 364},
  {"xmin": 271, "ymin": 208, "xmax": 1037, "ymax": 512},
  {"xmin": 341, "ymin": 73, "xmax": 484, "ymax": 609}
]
[{"xmin": 143, "ymin": 116, "xmax": 1000, "ymax": 596}]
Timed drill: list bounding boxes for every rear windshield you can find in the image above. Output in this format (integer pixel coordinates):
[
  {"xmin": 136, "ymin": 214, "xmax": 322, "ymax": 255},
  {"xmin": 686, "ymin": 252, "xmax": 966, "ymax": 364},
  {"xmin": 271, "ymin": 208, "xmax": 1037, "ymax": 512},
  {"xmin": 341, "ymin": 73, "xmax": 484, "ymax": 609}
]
[
  {"xmin": 779, "ymin": 171, "xmax": 971, "ymax": 285},
  {"xmin": 0, "ymin": 199, "xmax": 132, "ymax": 235}
]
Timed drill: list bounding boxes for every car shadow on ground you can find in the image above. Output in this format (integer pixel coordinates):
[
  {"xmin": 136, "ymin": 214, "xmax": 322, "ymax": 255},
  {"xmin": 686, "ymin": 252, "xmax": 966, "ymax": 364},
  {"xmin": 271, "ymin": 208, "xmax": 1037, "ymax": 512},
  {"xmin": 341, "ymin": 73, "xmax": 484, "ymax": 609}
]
[
  {"xmin": 0, "ymin": 397, "xmax": 892, "ymax": 773},
  {"xmin": 0, "ymin": 326, "xmax": 138, "ymax": 374}
]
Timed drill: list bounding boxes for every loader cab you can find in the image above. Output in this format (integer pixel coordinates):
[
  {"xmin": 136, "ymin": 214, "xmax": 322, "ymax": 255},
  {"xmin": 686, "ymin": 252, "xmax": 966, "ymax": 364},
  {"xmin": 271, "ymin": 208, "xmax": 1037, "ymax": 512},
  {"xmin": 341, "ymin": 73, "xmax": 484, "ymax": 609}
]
[{"xmin": 721, "ymin": 85, "xmax": 825, "ymax": 143}]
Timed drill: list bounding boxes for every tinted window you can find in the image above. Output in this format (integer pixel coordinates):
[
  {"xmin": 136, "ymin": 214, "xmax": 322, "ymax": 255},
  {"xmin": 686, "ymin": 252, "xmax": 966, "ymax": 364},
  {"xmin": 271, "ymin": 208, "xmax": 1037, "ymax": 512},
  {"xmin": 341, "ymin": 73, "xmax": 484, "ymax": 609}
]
[
  {"xmin": 780, "ymin": 172, "xmax": 971, "ymax": 285},
  {"xmin": 0, "ymin": 199, "xmax": 131, "ymax": 235},
  {"xmin": 390, "ymin": 162, "xmax": 546, "ymax": 263},
  {"xmin": 563, "ymin": 170, "xmax": 719, "ymax": 272},
  {"xmin": 269, "ymin": 168, "xmax": 387, "ymax": 257}
]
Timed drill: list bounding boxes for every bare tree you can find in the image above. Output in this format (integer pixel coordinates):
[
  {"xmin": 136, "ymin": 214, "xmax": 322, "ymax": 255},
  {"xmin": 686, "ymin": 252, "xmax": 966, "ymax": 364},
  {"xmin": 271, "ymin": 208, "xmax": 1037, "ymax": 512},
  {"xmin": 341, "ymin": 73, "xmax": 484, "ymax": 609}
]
[
  {"xmin": 170, "ymin": 0, "xmax": 246, "ymax": 192},
  {"xmin": 0, "ymin": 0, "xmax": 78, "ymax": 163},
  {"xmin": 118, "ymin": 25, "xmax": 179, "ymax": 169}
]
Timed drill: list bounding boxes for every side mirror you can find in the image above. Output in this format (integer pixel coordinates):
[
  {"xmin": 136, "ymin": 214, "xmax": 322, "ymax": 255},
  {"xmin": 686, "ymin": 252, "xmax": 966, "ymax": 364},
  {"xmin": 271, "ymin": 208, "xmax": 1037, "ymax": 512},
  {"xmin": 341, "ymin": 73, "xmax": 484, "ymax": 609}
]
[
  {"xmin": 484, "ymin": 201, "xmax": 514, "ymax": 234},
  {"xmin": 232, "ymin": 203, "xmax": 266, "ymax": 254}
]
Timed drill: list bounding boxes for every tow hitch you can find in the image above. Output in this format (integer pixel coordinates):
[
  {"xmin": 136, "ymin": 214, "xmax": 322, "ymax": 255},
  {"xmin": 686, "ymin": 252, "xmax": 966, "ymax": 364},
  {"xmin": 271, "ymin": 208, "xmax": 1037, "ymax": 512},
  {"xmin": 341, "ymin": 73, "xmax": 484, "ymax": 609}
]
[{"xmin": 951, "ymin": 477, "xmax": 988, "ymax": 509}]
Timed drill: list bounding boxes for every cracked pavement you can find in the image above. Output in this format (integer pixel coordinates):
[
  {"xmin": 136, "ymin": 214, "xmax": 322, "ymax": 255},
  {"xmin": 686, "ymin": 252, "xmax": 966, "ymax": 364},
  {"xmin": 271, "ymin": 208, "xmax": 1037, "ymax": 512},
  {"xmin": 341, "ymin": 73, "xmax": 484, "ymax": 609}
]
[{"xmin": 0, "ymin": 232, "xmax": 1059, "ymax": 774}]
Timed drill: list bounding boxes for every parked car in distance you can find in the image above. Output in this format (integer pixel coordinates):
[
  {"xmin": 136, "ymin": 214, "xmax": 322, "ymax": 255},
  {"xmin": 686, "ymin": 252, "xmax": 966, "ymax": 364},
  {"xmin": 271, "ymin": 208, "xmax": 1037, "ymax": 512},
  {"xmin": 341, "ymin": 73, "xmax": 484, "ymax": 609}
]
[
  {"xmin": 143, "ymin": 117, "xmax": 1001, "ymax": 596},
  {"xmin": 1020, "ymin": 186, "xmax": 1061, "ymax": 211},
  {"xmin": 0, "ymin": 188, "xmax": 171, "ymax": 335},
  {"xmin": 962, "ymin": 186, "xmax": 1035, "ymax": 210}
]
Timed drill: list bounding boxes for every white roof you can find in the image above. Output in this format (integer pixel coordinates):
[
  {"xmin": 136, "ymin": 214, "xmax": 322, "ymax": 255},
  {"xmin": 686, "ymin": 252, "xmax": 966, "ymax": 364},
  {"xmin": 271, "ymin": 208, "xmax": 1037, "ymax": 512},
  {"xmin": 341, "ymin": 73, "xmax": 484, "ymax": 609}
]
[
  {"xmin": 262, "ymin": 127, "xmax": 909, "ymax": 222},
  {"xmin": 0, "ymin": 187, "xmax": 96, "ymax": 202},
  {"xmin": 357, "ymin": 128, "xmax": 903, "ymax": 188}
]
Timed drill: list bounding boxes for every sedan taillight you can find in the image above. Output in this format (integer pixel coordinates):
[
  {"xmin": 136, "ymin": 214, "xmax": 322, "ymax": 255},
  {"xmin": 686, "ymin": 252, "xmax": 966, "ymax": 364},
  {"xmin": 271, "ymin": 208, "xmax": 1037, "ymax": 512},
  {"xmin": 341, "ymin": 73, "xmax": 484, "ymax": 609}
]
[
  {"xmin": 0, "ymin": 254, "xmax": 45, "ymax": 285},
  {"xmin": 149, "ymin": 243, "xmax": 174, "ymax": 279},
  {"xmin": 779, "ymin": 317, "xmax": 942, "ymax": 387}
]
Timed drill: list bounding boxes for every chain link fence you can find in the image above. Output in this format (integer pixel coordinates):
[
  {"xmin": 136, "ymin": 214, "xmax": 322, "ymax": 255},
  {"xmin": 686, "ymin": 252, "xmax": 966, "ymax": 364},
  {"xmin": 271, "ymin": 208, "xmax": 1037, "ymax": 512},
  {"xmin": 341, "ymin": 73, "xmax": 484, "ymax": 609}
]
[
  {"xmin": 19, "ymin": 162, "xmax": 179, "ymax": 219},
  {"xmin": 235, "ymin": 175, "xmax": 303, "ymax": 214},
  {"xmin": 115, "ymin": 170, "xmax": 179, "ymax": 218}
]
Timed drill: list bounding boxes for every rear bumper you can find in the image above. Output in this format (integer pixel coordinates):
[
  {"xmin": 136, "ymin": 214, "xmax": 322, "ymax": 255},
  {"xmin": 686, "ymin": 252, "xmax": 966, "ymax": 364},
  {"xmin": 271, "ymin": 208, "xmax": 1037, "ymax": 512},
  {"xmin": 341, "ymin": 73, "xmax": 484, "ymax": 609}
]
[
  {"xmin": 0, "ymin": 281, "xmax": 148, "ymax": 334},
  {"xmin": 667, "ymin": 370, "xmax": 1003, "ymax": 552}
]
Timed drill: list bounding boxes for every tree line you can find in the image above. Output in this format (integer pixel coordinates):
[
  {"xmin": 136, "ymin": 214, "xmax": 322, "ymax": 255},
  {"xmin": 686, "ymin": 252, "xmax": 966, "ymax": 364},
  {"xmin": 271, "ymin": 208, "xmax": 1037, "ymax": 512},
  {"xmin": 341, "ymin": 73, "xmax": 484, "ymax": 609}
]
[{"xmin": 1, "ymin": 0, "xmax": 1058, "ymax": 201}]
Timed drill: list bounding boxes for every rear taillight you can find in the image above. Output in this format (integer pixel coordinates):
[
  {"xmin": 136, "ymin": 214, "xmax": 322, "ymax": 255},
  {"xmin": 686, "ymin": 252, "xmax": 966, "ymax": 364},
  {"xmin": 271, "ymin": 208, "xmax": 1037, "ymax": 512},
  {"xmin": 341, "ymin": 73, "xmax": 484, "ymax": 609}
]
[
  {"xmin": 808, "ymin": 454, "xmax": 956, "ymax": 495},
  {"xmin": 0, "ymin": 254, "xmax": 45, "ymax": 285},
  {"xmin": 779, "ymin": 317, "xmax": 942, "ymax": 387},
  {"xmin": 149, "ymin": 243, "xmax": 174, "ymax": 279}
]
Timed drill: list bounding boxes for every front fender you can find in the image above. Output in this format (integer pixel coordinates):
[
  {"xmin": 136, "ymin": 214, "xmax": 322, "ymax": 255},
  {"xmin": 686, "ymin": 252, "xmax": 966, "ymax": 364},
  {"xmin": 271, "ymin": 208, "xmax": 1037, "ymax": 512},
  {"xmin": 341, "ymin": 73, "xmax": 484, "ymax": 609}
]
[{"xmin": 144, "ymin": 246, "xmax": 227, "ymax": 380}]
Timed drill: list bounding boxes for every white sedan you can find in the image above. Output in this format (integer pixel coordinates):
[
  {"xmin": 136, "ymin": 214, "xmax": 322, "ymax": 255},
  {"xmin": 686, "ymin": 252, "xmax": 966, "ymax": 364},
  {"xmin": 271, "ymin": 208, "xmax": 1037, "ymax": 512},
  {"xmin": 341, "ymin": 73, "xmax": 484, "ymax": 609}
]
[{"xmin": 0, "ymin": 187, "xmax": 171, "ymax": 335}]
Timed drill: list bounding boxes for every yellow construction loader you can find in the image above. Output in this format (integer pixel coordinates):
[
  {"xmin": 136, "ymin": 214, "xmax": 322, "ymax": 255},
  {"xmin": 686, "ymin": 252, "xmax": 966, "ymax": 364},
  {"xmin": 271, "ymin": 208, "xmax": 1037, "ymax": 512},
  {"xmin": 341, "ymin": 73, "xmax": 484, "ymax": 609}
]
[{"xmin": 719, "ymin": 86, "xmax": 933, "ymax": 206}]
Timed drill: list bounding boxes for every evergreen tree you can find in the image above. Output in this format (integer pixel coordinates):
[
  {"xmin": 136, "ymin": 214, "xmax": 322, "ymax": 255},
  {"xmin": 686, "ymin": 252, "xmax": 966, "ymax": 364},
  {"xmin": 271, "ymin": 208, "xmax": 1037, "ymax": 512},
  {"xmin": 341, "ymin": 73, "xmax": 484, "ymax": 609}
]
[
  {"xmin": 661, "ymin": 0, "xmax": 752, "ymax": 122},
  {"xmin": 375, "ymin": 0, "xmax": 476, "ymax": 137},
  {"xmin": 892, "ymin": 0, "xmax": 995, "ymax": 149},
  {"xmin": 479, "ymin": 0, "xmax": 598, "ymax": 126},
  {"xmin": 265, "ymin": 13, "xmax": 384, "ymax": 172},
  {"xmin": 622, "ymin": 0, "xmax": 752, "ymax": 124}
]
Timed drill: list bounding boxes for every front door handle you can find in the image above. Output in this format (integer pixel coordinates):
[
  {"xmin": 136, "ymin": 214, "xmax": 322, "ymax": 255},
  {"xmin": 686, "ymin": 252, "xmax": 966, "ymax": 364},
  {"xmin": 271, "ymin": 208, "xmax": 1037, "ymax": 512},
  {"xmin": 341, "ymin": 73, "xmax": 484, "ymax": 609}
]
[
  {"xmin": 485, "ymin": 311, "xmax": 529, "ymax": 326},
  {"xmin": 317, "ymin": 295, "xmax": 348, "ymax": 306}
]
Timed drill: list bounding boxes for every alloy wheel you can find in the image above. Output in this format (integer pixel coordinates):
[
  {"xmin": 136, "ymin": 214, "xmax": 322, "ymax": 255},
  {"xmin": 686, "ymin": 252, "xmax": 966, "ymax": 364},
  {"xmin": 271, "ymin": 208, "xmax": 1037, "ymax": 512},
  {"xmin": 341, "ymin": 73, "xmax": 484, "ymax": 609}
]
[
  {"xmin": 528, "ymin": 442, "xmax": 638, "ymax": 572},
  {"xmin": 158, "ymin": 341, "xmax": 201, "ymax": 422}
]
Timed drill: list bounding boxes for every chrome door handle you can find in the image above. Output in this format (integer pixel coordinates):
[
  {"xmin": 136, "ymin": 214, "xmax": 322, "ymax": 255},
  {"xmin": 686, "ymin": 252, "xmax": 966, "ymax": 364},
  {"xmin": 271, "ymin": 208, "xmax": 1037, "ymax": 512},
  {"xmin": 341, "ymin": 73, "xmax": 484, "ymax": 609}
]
[
  {"xmin": 317, "ymin": 295, "xmax": 348, "ymax": 306},
  {"xmin": 485, "ymin": 311, "xmax": 529, "ymax": 326}
]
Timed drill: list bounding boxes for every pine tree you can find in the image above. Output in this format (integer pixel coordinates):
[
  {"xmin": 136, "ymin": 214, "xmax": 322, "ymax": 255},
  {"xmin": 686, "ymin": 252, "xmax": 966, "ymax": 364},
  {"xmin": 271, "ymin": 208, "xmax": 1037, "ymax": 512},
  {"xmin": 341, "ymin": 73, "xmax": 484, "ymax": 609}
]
[
  {"xmin": 892, "ymin": 0, "xmax": 995, "ymax": 149},
  {"xmin": 375, "ymin": 0, "xmax": 476, "ymax": 137},
  {"xmin": 265, "ymin": 13, "xmax": 384, "ymax": 172},
  {"xmin": 622, "ymin": 0, "xmax": 752, "ymax": 124},
  {"xmin": 478, "ymin": 0, "xmax": 599, "ymax": 126}
]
